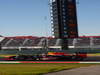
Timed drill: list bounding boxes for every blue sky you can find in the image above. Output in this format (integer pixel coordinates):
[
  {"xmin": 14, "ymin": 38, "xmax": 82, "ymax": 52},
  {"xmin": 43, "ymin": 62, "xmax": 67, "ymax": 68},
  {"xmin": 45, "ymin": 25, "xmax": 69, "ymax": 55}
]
[
  {"xmin": 77, "ymin": 0, "xmax": 100, "ymax": 36},
  {"xmin": 0, "ymin": 0, "xmax": 100, "ymax": 37}
]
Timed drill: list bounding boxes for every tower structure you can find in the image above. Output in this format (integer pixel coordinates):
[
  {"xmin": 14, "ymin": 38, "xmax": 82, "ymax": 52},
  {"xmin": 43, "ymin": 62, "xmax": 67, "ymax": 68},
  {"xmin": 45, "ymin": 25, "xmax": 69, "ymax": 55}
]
[{"xmin": 50, "ymin": 0, "xmax": 78, "ymax": 50}]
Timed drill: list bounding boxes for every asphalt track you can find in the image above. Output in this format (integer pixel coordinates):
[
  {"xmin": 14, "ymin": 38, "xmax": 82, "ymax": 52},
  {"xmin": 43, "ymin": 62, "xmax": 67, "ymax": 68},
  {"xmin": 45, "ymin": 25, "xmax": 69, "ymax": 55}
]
[
  {"xmin": 0, "ymin": 56, "xmax": 100, "ymax": 63},
  {"xmin": 84, "ymin": 56, "xmax": 100, "ymax": 61},
  {"xmin": 44, "ymin": 65, "xmax": 100, "ymax": 75}
]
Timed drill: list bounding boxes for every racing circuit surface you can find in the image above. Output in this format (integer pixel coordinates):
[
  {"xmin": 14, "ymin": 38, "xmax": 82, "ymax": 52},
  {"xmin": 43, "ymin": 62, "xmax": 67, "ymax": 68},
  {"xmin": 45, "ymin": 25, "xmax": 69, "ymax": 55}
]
[
  {"xmin": 44, "ymin": 65, "xmax": 100, "ymax": 75},
  {"xmin": 84, "ymin": 56, "xmax": 100, "ymax": 61},
  {"xmin": 0, "ymin": 56, "xmax": 100, "ymax": 64}
]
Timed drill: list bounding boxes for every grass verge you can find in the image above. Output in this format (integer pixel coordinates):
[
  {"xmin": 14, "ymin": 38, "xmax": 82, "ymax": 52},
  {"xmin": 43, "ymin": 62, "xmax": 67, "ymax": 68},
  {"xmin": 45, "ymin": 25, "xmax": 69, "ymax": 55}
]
[
  {"xmin": 87, "ymin": 53, "xmax": 100, "ymax": 56},
  {"xmin": 0, "ymin": 63, "xmax": 98, "ymax": 75}
]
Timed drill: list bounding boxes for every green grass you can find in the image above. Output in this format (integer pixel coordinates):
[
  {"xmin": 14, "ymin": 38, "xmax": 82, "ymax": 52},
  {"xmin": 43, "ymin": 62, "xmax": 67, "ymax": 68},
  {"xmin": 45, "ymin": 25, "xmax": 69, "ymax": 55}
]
[
  {"xmin": 0, "ymin": 63, "xmax": 97, "ymax": 75},
  {"xmin": 87, "ymin": 53, "xmax": 100, "ymax": 56},
  {"xmin": 0, "ymin": 54, "xmax": 16, "ymax": 57}
]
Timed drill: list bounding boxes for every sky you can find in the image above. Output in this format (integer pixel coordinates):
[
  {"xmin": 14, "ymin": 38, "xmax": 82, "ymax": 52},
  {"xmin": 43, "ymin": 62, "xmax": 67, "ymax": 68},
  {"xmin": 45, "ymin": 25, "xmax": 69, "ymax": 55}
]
[{"xmin": 0, "ymin": 0, "xmax": 100, "ymax": 37}]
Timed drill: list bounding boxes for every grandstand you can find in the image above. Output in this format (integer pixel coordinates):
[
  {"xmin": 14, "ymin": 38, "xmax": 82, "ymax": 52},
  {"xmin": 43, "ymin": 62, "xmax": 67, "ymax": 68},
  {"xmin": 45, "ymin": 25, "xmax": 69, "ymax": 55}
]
[{"xmin": 0, "ymin": 36, "xmax": 100, "ymax": 50}]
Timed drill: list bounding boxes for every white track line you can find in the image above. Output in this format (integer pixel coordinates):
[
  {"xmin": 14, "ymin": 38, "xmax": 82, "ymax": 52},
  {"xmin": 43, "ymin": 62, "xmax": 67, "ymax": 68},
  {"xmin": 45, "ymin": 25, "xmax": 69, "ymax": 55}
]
[
  {"xmin": 0, "ymin": 61, "xmax": 20, "ymax": 63},
  {"xmin": 80, "ymin": 62, "xmax": 100, "ymax": 64},
  {"xmin": 0, "ymin": 61, "xmax": 100, "ymax": 64}
]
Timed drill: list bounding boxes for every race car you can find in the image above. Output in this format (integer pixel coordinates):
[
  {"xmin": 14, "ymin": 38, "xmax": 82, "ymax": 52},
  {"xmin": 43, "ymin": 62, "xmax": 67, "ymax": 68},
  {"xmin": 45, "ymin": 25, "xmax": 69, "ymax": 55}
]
[{"xmin": 3, "ymin": 55, "xmax": 37, "ymax": 61}]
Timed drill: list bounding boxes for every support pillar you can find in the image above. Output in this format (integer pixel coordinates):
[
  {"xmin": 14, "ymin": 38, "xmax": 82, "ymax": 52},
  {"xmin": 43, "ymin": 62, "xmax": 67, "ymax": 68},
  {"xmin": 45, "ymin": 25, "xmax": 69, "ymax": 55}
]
[{"xmin": 61, "ymin": 38, "xmax": 68, "ymax": 50}]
